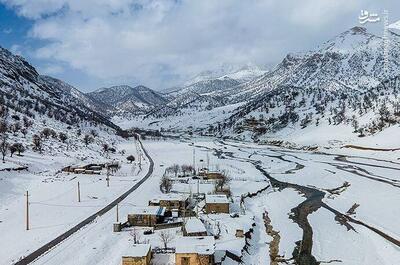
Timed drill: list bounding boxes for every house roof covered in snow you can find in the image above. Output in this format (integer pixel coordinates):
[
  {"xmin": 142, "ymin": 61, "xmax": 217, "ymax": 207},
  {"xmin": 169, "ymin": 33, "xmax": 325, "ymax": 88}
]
[
  {"xmin": 175, "ymin": 236, "xmax": 215, "ymax": 255},
  {"xmin": 185, "ymin": 218, "xmax": 207, "ymax": 234},
  {"xmin": 150, "ymin": 193, "xmax": 189, "ymax": 203},
  {"xmin": 122, "ymin": 244, "xmax": 151, "ymax": 257},
  {"xmin": 129, "ymin": 206, "xmax": 166, "ymax": 216},
  {"xmin": 205, "ymin": 194, "xmax": 229, "ymax": 204}
]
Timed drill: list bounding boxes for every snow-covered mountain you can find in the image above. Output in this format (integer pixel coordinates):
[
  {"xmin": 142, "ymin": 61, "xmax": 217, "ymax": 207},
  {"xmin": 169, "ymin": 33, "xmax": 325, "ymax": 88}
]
[
  {"xmin": 118, "ymin": 26, "xmax": 400, "ymax": 146},
  {"xmin": 214, "ymin": 26, "xmax": 400, "ymax": 105},
  {"xmin": 214, "ymin": 26, "xmax": 400, "ymax": 143},
  {"xmin": 87, "ymin": 85, "xmax": 167, "ymax": 114},
  {"xmin": 0, "ymin": 45, "xmax": 119, "ymax": 130},
  {"xmin": 157, "ymin": 64, "xmax": 266, "ymax": 114},
  {"xmin": 166, "ymin": 77, "xmax": 240, "ymax": 98},
  {"xmin": 219, "ymin": 64, "xmax": 267, "ymax": 83},
  {"xmin": 179, "ymin": 63, "xmax": 266, "ymax": 89}
]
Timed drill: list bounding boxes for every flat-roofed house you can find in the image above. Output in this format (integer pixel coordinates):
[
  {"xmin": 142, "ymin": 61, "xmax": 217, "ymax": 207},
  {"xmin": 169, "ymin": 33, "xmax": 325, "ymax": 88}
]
[
  {"xmin": 183, "ymin": 218, "xmax": 207, "ymax": 236},
  {"xmin": 128, "ymin": 206, "xmax": 166, "ymax": 227},
  {"xmin": 198, "ymin": 171, "xmax": 225, "ymax": 180},
  {"xmin": 149, "ymin": 193, "xmax": 189, "ymax": 211},
  {"xmin": 175, "ymin": 236, "xmax": 215, "ymax": 265},
  {"xmin": 205, "ymin": 194, "xmax": 229, "ymax": 214},
  {"xmin": 122, "ymin": 244, "xmax": 151, "ymax": 265}
]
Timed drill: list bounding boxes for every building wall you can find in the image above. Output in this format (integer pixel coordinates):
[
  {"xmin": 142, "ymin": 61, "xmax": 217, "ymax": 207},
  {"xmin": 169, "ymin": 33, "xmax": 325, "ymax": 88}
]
[
  {"xmin": 175, "ymin": 253, "xmax": 213, "ymax": 265},
  {"xmin": 205, "ymin": 203, "xmax": 229, "ymax": 214},
  {"xmin": 128, "ymin": 214, "xmax": 157, "ymax": 227},
  {"xmin": 149, "ymin": 200, "xmax": 186, "ymax": 211},
  {"xmin": 160, "ymin": 200, "xmax": 182, "ymax": 210},
  {"xmin": 122, "ymin": 249, "xmax": 151, "ymax": 265},
  {"xmin": 205, "ymin": 173, "xmax": 223, "ymax": 180},
  {"xmin": 183, "ymin": 230, "xmax": 208, "ymax": 237}
]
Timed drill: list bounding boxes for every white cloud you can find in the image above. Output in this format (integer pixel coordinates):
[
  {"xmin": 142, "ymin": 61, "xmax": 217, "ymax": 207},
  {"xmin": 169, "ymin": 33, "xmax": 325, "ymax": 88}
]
[
  {"xmin": 1, "ymin": 0, "xmax": 383, "ymax": 89},
  {"xmin": 39, "ymin": 64, "xmax": 64, "ymax": 75},
  {"xmin": 10, "ymin": 44, "xmax": 22, "ymax": 55}
]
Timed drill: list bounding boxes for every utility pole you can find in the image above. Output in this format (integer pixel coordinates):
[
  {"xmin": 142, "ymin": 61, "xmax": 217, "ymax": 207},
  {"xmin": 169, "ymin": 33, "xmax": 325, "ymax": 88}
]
[
  {"xmin": 197, "ymin": 178, "xmax": 200, "ymax": 196},
  {"xmin": 25, "ymin": 191, "xmax": 29, "ymax": 231},
  {"xmin": 192, "ymin": 145, "xmax": 196, "ymax": 175},
  {"xmin": 207, "ymin": 151, "xmax": 210, "ymax": 171},
  {"xmin": 77, "ymin": 182, "xmax": 81, "ymax": 202},
  {"xmin": 116, "ymin": 203, "xmax": 119, "ymax": 222},
  {"xmin": 106, "ymin": 168, "xmax": 110, "ymax": 187}
]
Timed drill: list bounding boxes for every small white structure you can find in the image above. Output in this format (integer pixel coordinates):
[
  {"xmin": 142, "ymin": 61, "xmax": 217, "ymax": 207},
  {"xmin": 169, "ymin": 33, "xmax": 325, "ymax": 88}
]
[{"xmin": 183, "ymin": 218, "xmax": 207, "ymax": 236}]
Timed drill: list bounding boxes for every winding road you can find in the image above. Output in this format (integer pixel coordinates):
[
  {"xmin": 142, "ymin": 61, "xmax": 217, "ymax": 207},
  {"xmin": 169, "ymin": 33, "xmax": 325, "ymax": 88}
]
[{"xmin": 14, "ymin": 136, "xmax": 154, "ymax": 265}]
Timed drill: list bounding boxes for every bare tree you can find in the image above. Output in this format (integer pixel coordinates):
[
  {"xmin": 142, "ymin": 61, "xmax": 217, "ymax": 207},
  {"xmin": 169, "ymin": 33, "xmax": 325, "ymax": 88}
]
[
  {"xmin": 83, "ymin": 134, "xmax": 94, "ymax": 146},
  {"xmin": 59, "ymin": 132, "xmax": 68, "ymax": 143},
  {"xmin": 0, "ymin": 135, "xmax": 9, "ymax": 162},
  {"xmin": 171, "ymin": 164, "xmax": 180, "ymax": 177},
  {"xmin": 23, "ymin": 116, "xmax": 31, "ymax": 128},
  {"xmin": 181, "ymin": 165, "xmax": 194, "ymax": 176},
  {"xmin": 0, "ymin": 119, "xmax": 8, "ymax": 134},
  {"xmin": 10, "ymin": 122, "xmax": 21, "ymax": 135},
  {"xmin": 130, "ymin": 228, "xmax": 142, "ymax": 244},
  {"xmin": 41, "ymin": 128, "xmax": 52, "ymax": 139},
  {"xmin": 9, "ymin": 144, "xmax": 17, "ymax": 157},
  {"xmin": 32, "ymin": 134, "xmax": 43, "ymax": 153},
  {"xmin": 13, "ymin": 143, "xmax": 25, "ymax": 156},
  {"xmin": 90, "ymin": 129, "xmax": 98, "ymax": 138},
  {"xmin": 159, "ymin": 230, "xmax": 174, "ymax": 249},
  {"xmin": 215, "ymin": 170, "xmax": 230, "ymax": 192},
  {"xmin": 21, "ymin": 128, "xmax": 28, "ymax": 138},
  {"xmin": 102, "ymin": 143, "xmax": 109, "ymax": 153},
  {"xmin": 160, "ymin": 175, "xmax": 173, "ymax": 193},
  {"xmin": 351, "ymin": 115, "xmax": 359, "ymax": 132}
]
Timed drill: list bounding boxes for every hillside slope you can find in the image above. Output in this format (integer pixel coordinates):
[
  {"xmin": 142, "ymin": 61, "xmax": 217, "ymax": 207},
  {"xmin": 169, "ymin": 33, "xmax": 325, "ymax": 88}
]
[
  {"xmin": 87, "ymin": 85, "xmax": 167, "ymax": 114},
  {"xmin": 0, "ymin": 45, "xmax": 119, "ymax": 130}
]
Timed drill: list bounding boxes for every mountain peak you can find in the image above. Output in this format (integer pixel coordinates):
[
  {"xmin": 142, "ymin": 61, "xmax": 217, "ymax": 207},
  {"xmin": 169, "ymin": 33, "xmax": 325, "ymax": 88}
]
[
  {"xmin": 348, "ymin": 26, "xmax": 367, "ymax": 34},
  {"xmin": 87, "ymin": 84, "xmax": 166, "ymax": 113}
]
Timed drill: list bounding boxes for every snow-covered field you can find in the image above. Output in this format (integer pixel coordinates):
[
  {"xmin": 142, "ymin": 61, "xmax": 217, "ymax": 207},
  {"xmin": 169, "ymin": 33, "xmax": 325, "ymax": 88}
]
[
  {"xmin": 1, "ymin": 137, "xmax": 400, "ymax": 264},
  {"xmin": 0, "ymin": 137, "xmax": 144, "ymax": 264}
]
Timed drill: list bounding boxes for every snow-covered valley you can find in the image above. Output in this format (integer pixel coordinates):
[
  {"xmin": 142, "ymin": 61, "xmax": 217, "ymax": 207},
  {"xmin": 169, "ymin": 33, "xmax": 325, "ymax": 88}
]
[{"xmin": 2, "ymin": 137, "xmax": 399, "ymax": 264}]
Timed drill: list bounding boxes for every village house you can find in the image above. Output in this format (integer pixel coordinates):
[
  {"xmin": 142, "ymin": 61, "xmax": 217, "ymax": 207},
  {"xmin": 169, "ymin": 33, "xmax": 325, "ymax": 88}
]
[
  {"xmin": 175, "ymin": 236, "xmax": 215, "ymax": 265},
  {"xmin": 148, "ymin": 193, "xmax": 189, "ymax": 211},
  {"xmin": 183, "ymin": 218, "xmax": 207, "ymax": 236},
  {"xmin": 122, "ymin": 244, "xmax": 151, "ymax": 265},
  {"xmin": 62, "ymin": 163, "xmax": 103, "ymax": 175},
  {"xmin": 198, "ymin": 171, "xmax": 225, "ymax": 180},
  {"xmin": 127, "ymin": 206, "xmax": 166, "ymax": 227},
  {"xmin": 205, "ymin": 194, "xmax": 230, "ymax": 214}
]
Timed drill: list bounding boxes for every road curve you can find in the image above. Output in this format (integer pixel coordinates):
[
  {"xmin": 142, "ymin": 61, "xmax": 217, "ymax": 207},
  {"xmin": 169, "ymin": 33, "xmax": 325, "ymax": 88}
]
[{"xmin": 14, "ymin": 136, "xmax": 154, "ymax": 265}]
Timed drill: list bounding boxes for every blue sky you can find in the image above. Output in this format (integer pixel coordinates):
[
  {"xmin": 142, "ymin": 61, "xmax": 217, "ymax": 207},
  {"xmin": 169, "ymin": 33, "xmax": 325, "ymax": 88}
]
[
  {"xmin": 0, "ymin": 4, "xmax": 100, "ymax": 90},
  {"xmin": 0, "ymin": 1, "xmax": 399, "ymax": 92}
]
